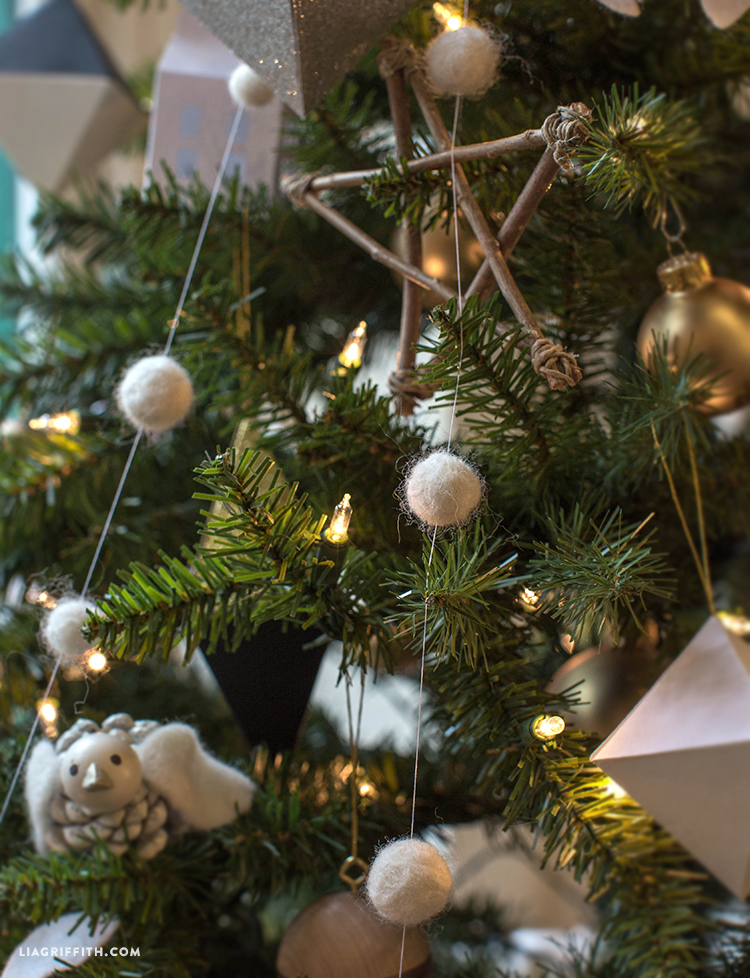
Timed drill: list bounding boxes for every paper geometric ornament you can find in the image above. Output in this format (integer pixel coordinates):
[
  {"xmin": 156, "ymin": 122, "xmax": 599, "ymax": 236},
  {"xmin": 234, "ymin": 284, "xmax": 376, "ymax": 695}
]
[
  {"xmin": 144, "ymin": 12, "xmax": 283, "ymax": 193},
  {"xmin": 0, "ymin": 0, "xmax": 145, "ymax": 191},
  {"xmin": 591, "ymin": 616, "xmax": 750, "ymax": 898},
  {"xmin": 1, "ymin": 912, "xmax": 119, "ymax": 978},
  {"xmin": 595, "ymin": 0, "xmax": 750, "ymax": 28},
  {"xmin": 177, "ymin": 0, "xmax": 417, "ymax": 116}
]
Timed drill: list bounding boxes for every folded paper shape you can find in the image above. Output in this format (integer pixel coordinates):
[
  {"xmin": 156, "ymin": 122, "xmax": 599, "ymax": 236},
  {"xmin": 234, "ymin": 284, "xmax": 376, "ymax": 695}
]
[
  {"xmin": 178, "ymin": 0, "xmax": 417, "ymax": 116},
  {"xmin": 591, "ymin": 616, "xmax": 750, "ymax": 898},
  {"xmin": 144, "ymin": 12, "xmax": 283, "ymax": 192},
  {"xmin": 2, "ymin": 913, "xmax": 119, "ymax": 978},
  {"xmin": 0, "ymin": 0, "xmax": 144, "ymax": 190}
]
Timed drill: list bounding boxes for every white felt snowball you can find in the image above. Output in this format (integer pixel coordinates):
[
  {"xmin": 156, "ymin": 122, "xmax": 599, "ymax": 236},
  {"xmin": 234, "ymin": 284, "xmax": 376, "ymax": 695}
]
[
  {"xmin": 366, "ymin": 838, "xmax": 453, "ymax": 926},
  {"xmin": 403, "ymin": 450, "xmax": 483, "ymax": 528},
  {"xmin": 42, "ymin": 597, "xmax": 95, "ymax": 664},
  {"xmin": 228, "ymin": 64, "xmax": 274, "ymax": 108},
  {"xmin": 426, "ymin": 26, "xmax": 501, "ymax": 98},
  {"xmin": 117, "ymin": 355, "xmax": 193, "ymax": 434}
]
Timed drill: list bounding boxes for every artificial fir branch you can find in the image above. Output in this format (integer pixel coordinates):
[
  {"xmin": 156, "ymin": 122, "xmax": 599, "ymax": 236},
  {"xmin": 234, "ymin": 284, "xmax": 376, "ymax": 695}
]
[
  {"xmin": 578, "ymin": 86, "xmax": 712, "ymax": 220},
  {"xmin": 529, "ymin": 507, "xmax": 674, "ymax": 642}
]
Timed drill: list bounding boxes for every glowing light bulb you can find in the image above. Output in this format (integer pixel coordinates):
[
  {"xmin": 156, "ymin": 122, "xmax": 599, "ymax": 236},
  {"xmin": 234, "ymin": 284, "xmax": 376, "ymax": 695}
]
[
  {"xmin": 38, "ymin": 700, "xmax": 57, "ymax": 723},
  {"xmin": 531, "ymin": 714, "xmax": 566, "ymax": 742},
  {"xmin": 518, "ymin": 586, "xmax": 540, "ymax": 610},
  {"xmin": 338, "ymin": 321, "xmax": 368, "ymax": 369},
  {"xmin": 28, "ymin": 411, "xmax": 81, "ymax": 435},
  {"xmin": 433, "ymin": 2, "xmax": 463, "ymax": 29},
  {"xmin": 719, "ymin": 611, "xmax": 750, "ymax": 636},
  {"xmin": 34, "ymin": 589, "xmax": 57, "ymax": 610},
  {"xmin": 324, "ymin": 494, "xmax": 352, "ymax": 544},
  {"xmin": 604, "ymin": 777, "xmax": 627, "ymax": 799},
  {"xmin": 87, "ymin": 651, "xmax": 107, "ymax": 672}
]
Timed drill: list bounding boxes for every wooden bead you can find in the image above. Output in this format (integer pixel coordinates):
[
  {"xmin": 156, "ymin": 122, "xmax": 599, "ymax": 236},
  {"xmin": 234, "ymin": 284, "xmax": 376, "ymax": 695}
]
[{"xmin": 276, "ymin": 891, "xmax": 432, "ymax": 978}]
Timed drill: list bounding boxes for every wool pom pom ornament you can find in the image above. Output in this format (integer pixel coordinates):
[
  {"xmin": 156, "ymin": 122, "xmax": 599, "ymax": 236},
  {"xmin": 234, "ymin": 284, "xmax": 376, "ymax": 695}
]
[
  {"xmin": 228, "ymin": 63, "xmax": 274, "ymax": 108},
  {"xmin": 41, "ymin": 596, "xmax": 95, "ymax": 665},
  {"xmin": 401, "ymin": 450, "xmax": 483, "ymax": 529},
  {"xmin": 425, "ymin": 25, "xmax": 501, "ymax": 98},
  {"xmin": 365, "ymin": 838, "xmax": 453, "ymax": 927},
  {"xmin": 116, "ymin": 354, "xmax": 194, "ymax": 434}
]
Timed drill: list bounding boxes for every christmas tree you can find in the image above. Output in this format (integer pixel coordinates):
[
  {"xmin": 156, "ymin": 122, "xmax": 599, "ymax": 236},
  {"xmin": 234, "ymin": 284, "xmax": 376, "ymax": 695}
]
[{"xmin": 3, "ymin": 0, "xmax": 750, "ymax": 975}]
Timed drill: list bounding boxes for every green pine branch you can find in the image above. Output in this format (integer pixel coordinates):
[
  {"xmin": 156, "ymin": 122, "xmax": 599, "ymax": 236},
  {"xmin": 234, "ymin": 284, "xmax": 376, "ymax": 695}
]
[
  {"xmin": 579, "ymin": 85, "xmax": 714, "ymax": 221},
  {"xmin": 529, "ymin": 506, "xmax": 674, "ymax": 642}
]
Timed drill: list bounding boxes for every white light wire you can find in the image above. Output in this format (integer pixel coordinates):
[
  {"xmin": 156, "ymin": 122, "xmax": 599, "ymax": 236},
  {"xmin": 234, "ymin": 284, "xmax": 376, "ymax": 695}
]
[{"xmin": 0, "ymin": 105, "xmax": 246, "ymax": 829}]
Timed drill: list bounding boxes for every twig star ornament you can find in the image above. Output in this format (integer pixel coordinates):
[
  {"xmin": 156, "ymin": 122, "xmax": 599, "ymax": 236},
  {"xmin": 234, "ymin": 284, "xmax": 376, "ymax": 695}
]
[{"xmin": 282, "ymin": 39, "xmax": 589, "ymax": 414}]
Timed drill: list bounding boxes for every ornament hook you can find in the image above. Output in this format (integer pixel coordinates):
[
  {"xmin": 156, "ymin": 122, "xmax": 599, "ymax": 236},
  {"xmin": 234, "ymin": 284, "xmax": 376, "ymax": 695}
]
[{"xmin": 658, "ymin": 196, "xmax": 688, "ymax": 256}]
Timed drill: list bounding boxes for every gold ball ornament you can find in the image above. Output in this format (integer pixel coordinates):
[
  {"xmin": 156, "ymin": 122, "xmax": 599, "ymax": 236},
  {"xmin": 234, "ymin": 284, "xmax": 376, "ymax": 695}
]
[
  {"xmin": 276, "ymin": 891, "xmax": 432, "ymax": 978},
  {"xmin": 391, "ymin": 216, "xmax": 484, "ymax": 308},
  {"xmin": 547, "ymin": 626, "xmax": 662, "ymax": 739},
  {"xmin": 637, "ymin": 252, "xmax": 750, "ymax": 415}
]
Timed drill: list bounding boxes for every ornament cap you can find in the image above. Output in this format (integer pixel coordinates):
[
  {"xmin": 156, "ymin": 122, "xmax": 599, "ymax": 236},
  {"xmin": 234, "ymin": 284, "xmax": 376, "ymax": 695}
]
[{"xmin": 657, "ymin": 252, "xmax": 712, "ymax": 293}]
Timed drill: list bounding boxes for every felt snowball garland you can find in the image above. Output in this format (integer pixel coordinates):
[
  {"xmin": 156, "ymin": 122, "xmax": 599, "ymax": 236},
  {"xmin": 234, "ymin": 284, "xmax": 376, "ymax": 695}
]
[
  {"xmin": 402, "ymin": 450, "xmax": 483, "ymax": 528},
  {"xmin": 41, "ymin": 597, "xmax": 95, "ymax": 665},
  {"xmin": 117, "ymin": 355, "xmax": 194, "ymax": 434},
  {"xmin": 366, "ymin": 838, "xmax": 453, "ymax": 927},
  {"xmin": 228, "ymin": 64, "xmax": 274, "ymax": 108},
  {"xmin": 426, "ymin": 26, "xmax": 501, "ymax": 98}
]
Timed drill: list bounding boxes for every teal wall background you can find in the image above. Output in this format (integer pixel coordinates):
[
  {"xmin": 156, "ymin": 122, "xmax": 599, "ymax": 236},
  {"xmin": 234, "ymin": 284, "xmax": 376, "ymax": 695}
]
[{"xmin": 0, "ymin": 0, "xmax": 14, "ymax": 335}]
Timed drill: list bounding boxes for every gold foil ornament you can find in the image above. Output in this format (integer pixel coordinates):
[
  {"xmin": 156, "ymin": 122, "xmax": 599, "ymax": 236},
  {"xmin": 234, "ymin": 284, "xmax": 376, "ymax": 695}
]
[
  {"xmin": 637, "ymin": 252, "xmax": 750, "ymax": 415},
  {"xmin": 391, "ymin": 215, "xmax": 485, "ymax": 309},
  {"xmin": 177, "ymin": 0, "xmax": 418, "ymax": 116}
]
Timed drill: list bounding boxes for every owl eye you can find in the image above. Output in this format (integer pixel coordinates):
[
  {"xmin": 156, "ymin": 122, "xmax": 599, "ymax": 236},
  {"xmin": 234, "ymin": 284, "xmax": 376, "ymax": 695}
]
[
  {"xmin": 110, "ymin": 754, "xmax": 122, "ymax": 765},
  {"xmin": 69, "ymin": 764, "xmax": 78, "ymax": 776}
]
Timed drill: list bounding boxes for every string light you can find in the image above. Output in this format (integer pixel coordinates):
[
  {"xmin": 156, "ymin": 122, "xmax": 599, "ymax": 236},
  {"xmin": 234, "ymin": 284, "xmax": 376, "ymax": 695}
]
[
  {"xmin": 604, "ymin": 777, "xmax": 628, "ymax": 799},
  {"xmin": 87, "ymin": 651, "xmax": 107, "ymax": 672},
  {"xmin": 37, "ymin": 699, "xmax": 57, "ymax": 723},
  {"xmin": 28, "ymin": 411, "xmax": 81, "ymax": 435},
  {"xmin": 26, "ymin": 587, "xmax": 57, "ymax": 609},
  {"xmin": 323, "ymin": 494, "xmax": 353, "ymax": 544},
  {"xmin": 433, "ymin": 2, "xmax": 463, "ymax": 29},
  {"xmin": 531, "ymin": 714, "xmax": 566, "ymax": 742},
  {"xmin": 338, "ymin": 321, "xmax": 368, "ymax": 369},
  {"xmin": 718, "ymin": 611, "xmax": 750, "ymax": 636},
  {"xmin": 518, "ymin": 586, "xmax": 540, "ymax": 610}
]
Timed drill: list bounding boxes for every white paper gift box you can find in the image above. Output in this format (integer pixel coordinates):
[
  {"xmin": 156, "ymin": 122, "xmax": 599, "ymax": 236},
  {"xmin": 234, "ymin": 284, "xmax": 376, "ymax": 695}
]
[{"xmin": 591, "ymin": 616, "xmax": 750, "ymax": 898}]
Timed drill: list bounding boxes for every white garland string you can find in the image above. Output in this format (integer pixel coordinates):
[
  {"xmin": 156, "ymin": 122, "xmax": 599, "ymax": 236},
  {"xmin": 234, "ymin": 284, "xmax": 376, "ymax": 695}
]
[
  {"xmin": 398, "ymin": 16, "xmax": 469, "ymax": 968},
  {"xmin": 0, "ymin": 104, "xmax": 246, "ymax": 830}
]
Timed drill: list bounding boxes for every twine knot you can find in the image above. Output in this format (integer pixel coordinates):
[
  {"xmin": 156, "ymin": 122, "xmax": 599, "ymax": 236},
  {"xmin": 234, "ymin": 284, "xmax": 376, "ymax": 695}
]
[
  {"xmin": 530, "ymin": 337, "xmax": 582, "ymax": 390},
  {"xmin": 281, "ymin": 172, "xmax": 319, "ymax": 207},
  {"xmin": 541, "ymin": 102, "xmax": 593, "ymax": 174},
  {"xmin": 377, "ymin": 38, "xmax": 422, "ymax": 80}
]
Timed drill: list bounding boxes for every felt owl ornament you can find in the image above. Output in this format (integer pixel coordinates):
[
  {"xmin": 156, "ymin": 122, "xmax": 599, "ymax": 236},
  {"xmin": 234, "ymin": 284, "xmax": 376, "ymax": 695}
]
[{"xmin": 25, "ymin": 713, "xmax": 254, "ymax": 859}]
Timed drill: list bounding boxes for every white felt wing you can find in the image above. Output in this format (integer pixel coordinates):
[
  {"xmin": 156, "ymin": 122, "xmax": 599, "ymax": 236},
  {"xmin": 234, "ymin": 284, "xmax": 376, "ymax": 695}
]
[
  {"xmin": 594, "ymin": 0, "xmax": 641, "ymax": 15},
  {"xmin": 24, "ymin": 740, "xmax": 60, "ymax": 854},
  {"xmin": 700, "ymin": 0, "xmax": 750, "ymax": 26},
  {"xmin": 135, "ymin": 723, "xmax": 254, "ymax": 831}
]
